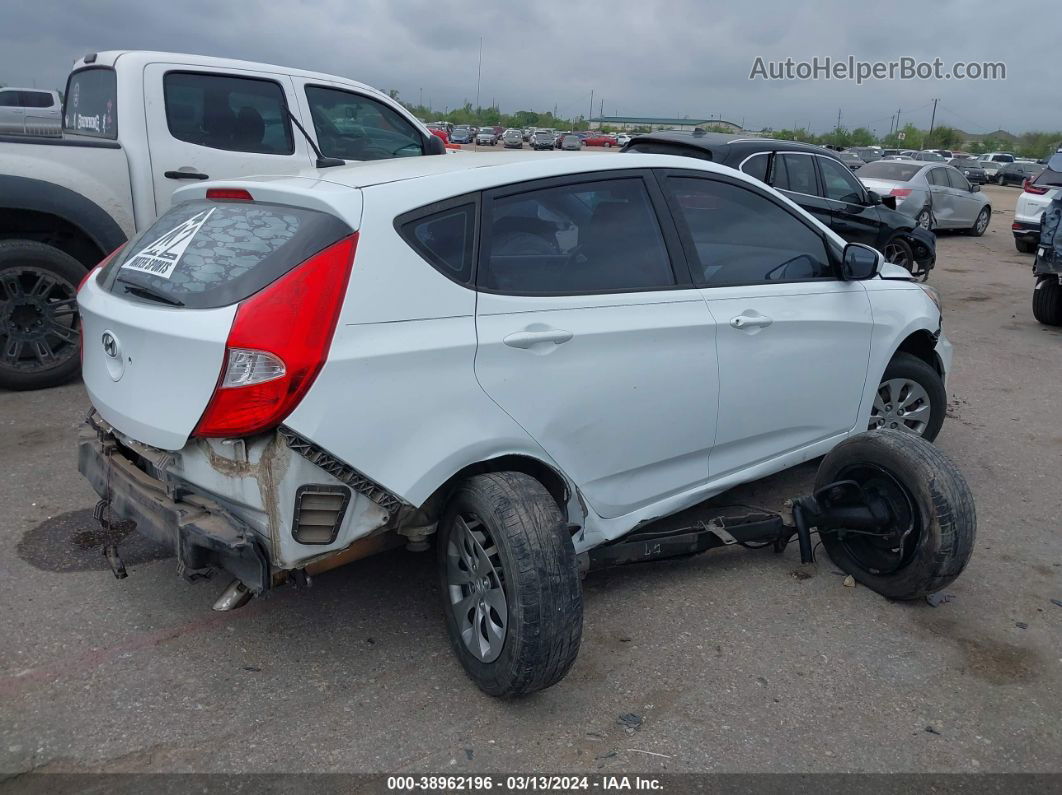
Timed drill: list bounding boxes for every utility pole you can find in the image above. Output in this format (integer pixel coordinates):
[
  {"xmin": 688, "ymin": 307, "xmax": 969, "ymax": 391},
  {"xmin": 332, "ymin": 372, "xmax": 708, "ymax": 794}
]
[
  {"xmin": 589, "ymin": 89, "xmax": 594, "ymax": 129},
  {"xmin": 836, "ymin": 107, "xmax": 842, "ymax": 130},
  {"xmin": 928, "ymin": 98, "xmax": 939, "ymax": 136},
  {"xmin": 599, "ymin": 98, "xmax": 604, "ymax": 120},
  {"xmin": 419, "ymin": 87, "xmax": 423, "ymax": 107},
  {"xmin": 896, "ymin": 107, "xmax": 902, "ymax": 132},
  {"xmin": 475, "ymin": 37, "xmax": 483, "ymax": 111}
]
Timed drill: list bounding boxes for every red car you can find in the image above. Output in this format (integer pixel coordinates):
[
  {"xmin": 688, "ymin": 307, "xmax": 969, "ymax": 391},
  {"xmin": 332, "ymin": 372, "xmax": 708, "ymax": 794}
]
[{"xmin": 583, "ymin": 133, "xmax": 618, "ymax": 148}]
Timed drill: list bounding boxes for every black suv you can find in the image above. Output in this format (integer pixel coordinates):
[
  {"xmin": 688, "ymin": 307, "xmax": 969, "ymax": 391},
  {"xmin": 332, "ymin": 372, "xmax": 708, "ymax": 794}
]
[{"xmin": 622, "ymin": 131, "xmax": 936, "ymax": 278}]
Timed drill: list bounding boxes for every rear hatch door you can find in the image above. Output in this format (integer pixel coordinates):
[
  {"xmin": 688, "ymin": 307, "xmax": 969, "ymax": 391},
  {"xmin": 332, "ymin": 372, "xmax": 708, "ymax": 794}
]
[{"xmin": 79, "ymin": 197, "xmax": 353, "ymax": 450}]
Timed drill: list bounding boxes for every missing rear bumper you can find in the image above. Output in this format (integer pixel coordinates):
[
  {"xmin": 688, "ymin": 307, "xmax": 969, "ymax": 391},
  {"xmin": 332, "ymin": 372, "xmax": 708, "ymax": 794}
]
[{"xmin": 78, "ymin": 416, "xmax": 271, "ymax": 593}]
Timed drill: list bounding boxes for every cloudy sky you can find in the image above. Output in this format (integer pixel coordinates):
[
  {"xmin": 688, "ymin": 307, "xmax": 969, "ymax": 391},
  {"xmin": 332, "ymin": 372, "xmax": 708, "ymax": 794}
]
[{"xmin": 1, "ymin": 0, "xmax": 1054, "ymax": 135}]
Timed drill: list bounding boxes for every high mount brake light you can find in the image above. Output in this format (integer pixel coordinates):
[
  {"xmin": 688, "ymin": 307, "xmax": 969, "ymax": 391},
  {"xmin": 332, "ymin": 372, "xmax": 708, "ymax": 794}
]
[
  {"xmin": 206, "ymin": 188, "xmax": 254, "ymax": 201},
  {"xmin": 192, "ymin": 234, "xmax": 358, "ymax": 438}
]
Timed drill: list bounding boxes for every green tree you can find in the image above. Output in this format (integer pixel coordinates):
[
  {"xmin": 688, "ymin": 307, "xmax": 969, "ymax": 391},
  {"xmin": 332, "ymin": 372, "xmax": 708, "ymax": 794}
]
[
  {"xmin": 848, "ymin": 127, "xmax": 876, "ymax": 147},
  {"xmin": 924, "ymin": 125, "xmax": 961, "ymax": 150}
]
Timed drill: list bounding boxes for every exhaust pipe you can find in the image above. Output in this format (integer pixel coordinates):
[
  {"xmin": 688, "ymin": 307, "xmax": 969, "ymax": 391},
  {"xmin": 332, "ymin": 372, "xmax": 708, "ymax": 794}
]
[{"xmin": 212, "ymin": 579, "xmax": 252, "ymax": 612}]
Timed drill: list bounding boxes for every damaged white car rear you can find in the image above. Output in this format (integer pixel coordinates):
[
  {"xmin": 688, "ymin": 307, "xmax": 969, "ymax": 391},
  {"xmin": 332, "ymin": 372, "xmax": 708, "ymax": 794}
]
[{"xmin": 78, "ymin": 154, "xmax": 975, "ymax": 697}]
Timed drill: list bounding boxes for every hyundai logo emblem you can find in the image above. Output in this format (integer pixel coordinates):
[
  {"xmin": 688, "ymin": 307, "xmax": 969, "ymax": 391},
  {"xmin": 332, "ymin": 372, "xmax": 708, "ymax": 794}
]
[{"xmin": 101, "ymin": 332, "xmax": 118, "ymax": 359}]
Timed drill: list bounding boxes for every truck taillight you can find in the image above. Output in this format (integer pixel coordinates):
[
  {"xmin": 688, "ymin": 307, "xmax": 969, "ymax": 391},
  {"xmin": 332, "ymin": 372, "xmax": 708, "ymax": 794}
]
[{"xmin": 192, "ymin": 234, "xmax": 358, "ymax": 438}]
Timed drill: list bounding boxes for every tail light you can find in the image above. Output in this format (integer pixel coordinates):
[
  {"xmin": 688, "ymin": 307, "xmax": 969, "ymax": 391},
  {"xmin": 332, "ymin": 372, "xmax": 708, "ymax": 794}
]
[
  {"xmin": 1023, "ymin": 179, "xmax": 1048, "ymax": 195},
  {"xmin": 890, "ymin": 188, "xmax": 913, "ymax": 198},
  {"xmin": 193, "ymin": 234, "xmax": 358, "ymax": 438}
]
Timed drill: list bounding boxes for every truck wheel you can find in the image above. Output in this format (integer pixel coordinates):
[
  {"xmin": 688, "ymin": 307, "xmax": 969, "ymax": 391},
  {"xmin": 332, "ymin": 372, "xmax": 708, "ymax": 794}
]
[
  {"xmin": 815, "ymin": 430, "xmax": 976, "ymax": 600},
  {"xmin": 868, "ymin": 353, "xmax": 946, "ymax": 442},
  {"xmin": 1032, "ymin": 277, "xmax": 1062, "ymax": 326},
  {"xmin": 1015, "ymin": 237, "xmax": 1037, "ymax": 254},
  {"xmin": 437, "ymin": 472, "xmax": 582, "ymax": 697},
  {"xmin": 0, "ymin": 240, "xmax": 87, "ymax": 391}
]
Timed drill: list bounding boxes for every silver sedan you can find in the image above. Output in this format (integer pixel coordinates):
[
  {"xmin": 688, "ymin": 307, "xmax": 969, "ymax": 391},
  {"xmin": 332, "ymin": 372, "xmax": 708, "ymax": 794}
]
[{"xmin": 858, "ymin": 159, "xmax": 992, "ymax": 234}]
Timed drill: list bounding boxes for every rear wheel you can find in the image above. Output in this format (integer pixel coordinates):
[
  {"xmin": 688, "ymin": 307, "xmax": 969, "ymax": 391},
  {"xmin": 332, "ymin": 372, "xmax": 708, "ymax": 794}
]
[
  {"xmin": 1015, "ymin": 237, "xmax": 1038, "ymax": 254},
  {"xmin": 915, "ymin": 208, "xmax": 933, "ymax": 230},
  {"xmin": 0, "ymin": 240, "xmax": 87, "ymax": 391},
  {"xmin": 1032, "ymin": 276, "xmax": 1062, "ymax": 326},
  {"xmin": 437, "ymin": 472, "xmax": 582, "ymax": 697},
  {"xmin": 868, "ymin": 353, "xmax": 946, "ymax": 441},
  {"xmin": 816, "ymin": 430, "xmax": 976, "ymax": 600}
]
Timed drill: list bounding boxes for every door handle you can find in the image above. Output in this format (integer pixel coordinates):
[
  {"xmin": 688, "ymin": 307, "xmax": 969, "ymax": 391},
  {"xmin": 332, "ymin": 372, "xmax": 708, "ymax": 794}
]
[
  {"xmin": 164, "ymin": 170, "xmax": 210, "ymax": 180},
  {"xmin": 503, "ymin": 329, "xmax": 573, "ymax": 349},
  {"xmin": 730, "ymin": 314, "xmax": 773, "ymax": 330}
]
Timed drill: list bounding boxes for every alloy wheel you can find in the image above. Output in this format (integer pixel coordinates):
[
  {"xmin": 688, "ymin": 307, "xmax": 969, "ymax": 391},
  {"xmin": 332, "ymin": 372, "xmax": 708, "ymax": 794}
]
[
  {"xmin": 445, "ymin": 513, "xmax": 508, "ymax": 663},
  {"xmin": 975, "ymin": 209, "xmax": 990, "ymax": 235},
  {"xmin": 882, "ymin": 240, "xmax": 911, "ymax": 269},
  {"xmin": 0, "ymin": 266, "xmax": 80, "ymax": 373},
  {"xmin": 869, "ymin": 378, "xmax": 932, "ymax": 436}
]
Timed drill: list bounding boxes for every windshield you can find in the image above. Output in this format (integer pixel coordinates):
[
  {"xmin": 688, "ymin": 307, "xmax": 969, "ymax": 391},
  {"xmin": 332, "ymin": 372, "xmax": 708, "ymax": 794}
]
[
  {"xmin": 857, "ymin": 161, "xmax": 923, "ymax": 181},
  {"xmin": 63, "ymin": 67, "xmax": 117, "ymax": 139}
]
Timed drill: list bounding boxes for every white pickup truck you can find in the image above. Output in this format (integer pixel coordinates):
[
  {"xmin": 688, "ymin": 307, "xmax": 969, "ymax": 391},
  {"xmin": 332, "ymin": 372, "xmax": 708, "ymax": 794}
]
[{"xmin": 0, "ymin": 50, "xmax": 445, "ymax": 390}]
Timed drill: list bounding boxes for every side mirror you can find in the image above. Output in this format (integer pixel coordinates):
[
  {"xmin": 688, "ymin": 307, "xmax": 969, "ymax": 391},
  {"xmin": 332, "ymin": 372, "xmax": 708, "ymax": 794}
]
[
  {"xmin": 842, "ymin": 243, "xmax": 881, "ymax": 280},
  {"xmin": 881, "ymin": 194, "xmax": 898, "ymax": 210},
  {"xmin": 425, "ymin": 135, "xmax": 446, "ymax": 156},
  {"xmin": 970, "ymin": 183, "xmax": 980, "ymax": 193},
  {"xmin": 866, "ymin": 190, "xmax": 884, "ymax": 206}
]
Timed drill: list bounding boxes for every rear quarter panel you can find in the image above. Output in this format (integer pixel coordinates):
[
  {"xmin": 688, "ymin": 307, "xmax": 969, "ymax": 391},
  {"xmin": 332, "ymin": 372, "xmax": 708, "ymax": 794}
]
[{"xmin": 284, "ymin": 182, "xmax": 558, "ymax": 507}]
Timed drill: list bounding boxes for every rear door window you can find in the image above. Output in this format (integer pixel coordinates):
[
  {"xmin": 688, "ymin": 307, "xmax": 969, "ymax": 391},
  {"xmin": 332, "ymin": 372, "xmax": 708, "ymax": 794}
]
[
  {"xmin": 305, "ymin": 85, "xmax": 424, "ymax": 161},
  {"xmin": 63, "ymin": 67, "xmax": 117, "ymax": 139},
  {"xmin": 927, "ymin": 168, "xmax": 950, "ymax": 187},
  {"xmin": 164, "ymin": 72, "xmax": 294, "ymax": 155},
  {"xmin": 0, "ymin": 90, "xmax": 17, "ymax": 107},
  {"xmin": 739, "ymin": 153, "xmax": 769, "ymax": 183},
  {"xmin": 101, "ymin": 200, "xmax": 352, "ymax": 309},
  {"xmin": 775, "ymin": 154, "xmax": 820, "ymax": 196},
  {"xmin": 481, "ymin": 177, "xmax": 675, "ymax": 294}
]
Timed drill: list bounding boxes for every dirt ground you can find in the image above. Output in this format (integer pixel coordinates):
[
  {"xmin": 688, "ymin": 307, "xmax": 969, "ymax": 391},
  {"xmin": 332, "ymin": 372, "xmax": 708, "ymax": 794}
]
[{"xmin": 0, "ymin": 181, "xmax": 1059, "ymax": 777}]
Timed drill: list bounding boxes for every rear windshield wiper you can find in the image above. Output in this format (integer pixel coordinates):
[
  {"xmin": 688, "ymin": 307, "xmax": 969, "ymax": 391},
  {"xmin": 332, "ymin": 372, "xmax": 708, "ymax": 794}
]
[{"xmin": 115, "ymin": 278, "xmax": 185, "ymax": 307}]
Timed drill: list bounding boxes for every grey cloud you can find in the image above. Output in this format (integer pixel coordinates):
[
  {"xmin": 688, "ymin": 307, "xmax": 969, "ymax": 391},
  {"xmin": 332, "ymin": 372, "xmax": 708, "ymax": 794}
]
[{"xmin": 0, "ymin": 0, "xmax": 1055, "ymax": 134}]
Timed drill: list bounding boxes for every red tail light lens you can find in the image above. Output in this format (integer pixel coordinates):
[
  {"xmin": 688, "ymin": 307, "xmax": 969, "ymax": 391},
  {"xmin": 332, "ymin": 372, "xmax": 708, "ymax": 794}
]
[
  {"xmin": 890, "ymin": 188, "xmax": 913, "ymax": 198},
  {"xmin": 206, "ymin": 188, "xmax": 254, "ymax": 201},
  {"xmin": 1023, "ymin": 179, "xmax": 1048, "ymax": 195},
  {"xmin": 192, "ymin": 234, "xmax": 358, "ymax": 438}
]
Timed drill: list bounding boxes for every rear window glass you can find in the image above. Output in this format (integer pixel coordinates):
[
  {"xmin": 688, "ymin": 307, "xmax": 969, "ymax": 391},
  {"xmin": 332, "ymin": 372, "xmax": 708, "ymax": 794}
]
[
  {"xmin": 64, "ymin": 67, "xmax": 117, "ymax": 139},
  {"xmin": 857, "ymin": 161, "xmax": 923, "ymax": 181},
  {"xmin": 103, "ymin": 200, "xmax": 351, "ymax": 309},
  {"xmin": 1034, "ymin": 168, "xmax": 1062, "ymax": 188}
]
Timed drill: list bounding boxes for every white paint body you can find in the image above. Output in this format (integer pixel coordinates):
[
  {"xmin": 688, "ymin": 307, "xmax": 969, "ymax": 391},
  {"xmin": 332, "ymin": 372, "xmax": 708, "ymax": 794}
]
[{"xmin": 80, "ymin": 153, "xmax": 951, "ymax": 565}]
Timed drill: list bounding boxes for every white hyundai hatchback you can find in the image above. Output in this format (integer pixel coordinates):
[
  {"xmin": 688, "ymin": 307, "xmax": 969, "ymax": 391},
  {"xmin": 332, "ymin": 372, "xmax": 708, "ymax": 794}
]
[{"xmin": 77, "ymin": 153, "xmax": 972, "ymax": 696}]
